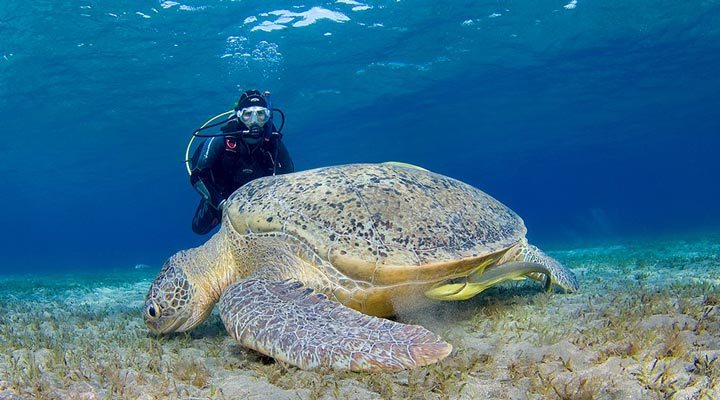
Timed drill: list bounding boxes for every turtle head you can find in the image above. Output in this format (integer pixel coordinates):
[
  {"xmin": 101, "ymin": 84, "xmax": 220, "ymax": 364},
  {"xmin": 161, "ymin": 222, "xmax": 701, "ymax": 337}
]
[
  {"xmin": 144, "ymin": 232, "xmax": 239, "ymax": 335},
  {"xmin": 144, "ymin": 260, "xmax": 210, "ymax": 334}
]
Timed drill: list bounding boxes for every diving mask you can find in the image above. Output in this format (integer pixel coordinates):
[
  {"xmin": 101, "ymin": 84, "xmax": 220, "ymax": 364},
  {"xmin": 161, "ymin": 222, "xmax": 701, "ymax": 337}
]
[{"xmin": 237, "ymin": 106, "xmax": 271, "ymax": 128}]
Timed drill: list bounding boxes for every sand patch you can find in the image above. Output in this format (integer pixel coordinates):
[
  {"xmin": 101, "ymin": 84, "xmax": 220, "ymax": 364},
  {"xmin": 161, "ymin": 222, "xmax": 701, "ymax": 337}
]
[{"xmin": 1, "ymin": 239, "xmax": 719, "ymax": 399}]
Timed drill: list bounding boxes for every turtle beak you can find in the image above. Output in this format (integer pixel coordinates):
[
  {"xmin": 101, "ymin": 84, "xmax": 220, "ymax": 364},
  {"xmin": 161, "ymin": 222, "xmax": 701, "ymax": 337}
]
[
  {"xmin": 162, "ymin": 315, "xmax": 191, "ymax": 334},
  {"xmin": 145, "ymin": 311, "xmax": 191, "ymax": 335}
]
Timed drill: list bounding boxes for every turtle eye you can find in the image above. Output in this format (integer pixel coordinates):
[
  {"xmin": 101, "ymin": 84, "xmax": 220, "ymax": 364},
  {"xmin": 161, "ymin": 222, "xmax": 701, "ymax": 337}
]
[{"xmin": 146, "ymin": 303, "xmax": 160, "ymax": 319}]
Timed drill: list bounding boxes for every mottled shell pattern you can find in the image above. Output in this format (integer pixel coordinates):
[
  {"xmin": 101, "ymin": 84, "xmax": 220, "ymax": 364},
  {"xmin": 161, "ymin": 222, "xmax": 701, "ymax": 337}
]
[{"xmin": 225, "ymin": 163, "xmax": 526, "ymax": 286}]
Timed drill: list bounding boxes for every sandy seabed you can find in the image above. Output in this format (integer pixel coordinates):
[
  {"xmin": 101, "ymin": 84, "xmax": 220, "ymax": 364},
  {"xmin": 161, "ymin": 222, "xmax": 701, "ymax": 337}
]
[{"xmin": 1, "ymin": 238, "xmax": 719, "ymax": 400}]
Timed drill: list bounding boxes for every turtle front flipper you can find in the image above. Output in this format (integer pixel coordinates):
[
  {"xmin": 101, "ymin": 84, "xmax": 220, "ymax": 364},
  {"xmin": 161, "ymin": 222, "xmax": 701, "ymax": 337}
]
[{"xmin": 218, "ymin": 279, "xmax": 452, "ymax": 371}]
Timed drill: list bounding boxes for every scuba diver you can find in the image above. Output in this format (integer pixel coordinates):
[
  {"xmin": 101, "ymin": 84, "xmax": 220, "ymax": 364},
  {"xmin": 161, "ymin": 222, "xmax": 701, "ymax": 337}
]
[{"xmin": 188, "ymin": 89, "xmax": 294, "ymax": 235}]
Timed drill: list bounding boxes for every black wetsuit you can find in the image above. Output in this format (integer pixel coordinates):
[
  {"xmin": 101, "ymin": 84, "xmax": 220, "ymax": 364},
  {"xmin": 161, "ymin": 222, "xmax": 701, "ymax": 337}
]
[{"xmin": 189, "ymin": 120, "xmax": 294, "ymax": 234}]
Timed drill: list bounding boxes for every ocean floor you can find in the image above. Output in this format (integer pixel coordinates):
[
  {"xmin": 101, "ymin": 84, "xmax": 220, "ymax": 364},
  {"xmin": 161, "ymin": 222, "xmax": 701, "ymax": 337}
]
[{"xmin": 1, "ymin": 237, "xmax": 719, "ymax": 399}]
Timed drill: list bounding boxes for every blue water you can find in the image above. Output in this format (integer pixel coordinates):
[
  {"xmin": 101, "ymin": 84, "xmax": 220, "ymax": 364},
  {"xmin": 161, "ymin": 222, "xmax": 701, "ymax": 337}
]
[{"xmin": 1, "ymin": 1, "xmax": 718, "ymax": 273}]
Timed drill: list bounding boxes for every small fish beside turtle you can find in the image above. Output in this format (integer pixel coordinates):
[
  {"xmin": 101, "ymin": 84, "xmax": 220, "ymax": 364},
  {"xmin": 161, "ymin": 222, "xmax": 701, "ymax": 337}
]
[{"xmin": 144, "ymin": 162, "xmax": 578, "ymax": 371}]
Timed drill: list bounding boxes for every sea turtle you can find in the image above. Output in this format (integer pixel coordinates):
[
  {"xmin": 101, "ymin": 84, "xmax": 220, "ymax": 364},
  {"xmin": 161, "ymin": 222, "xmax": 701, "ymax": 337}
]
[{"xmin": 144, "ymin": 162, "xmax": 578, "ymax": 371}]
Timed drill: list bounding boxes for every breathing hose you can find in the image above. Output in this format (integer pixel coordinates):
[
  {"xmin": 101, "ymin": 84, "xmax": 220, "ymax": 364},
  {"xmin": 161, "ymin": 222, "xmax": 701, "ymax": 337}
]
[{"xmin": 184, "ymin": 110, "xmax": 234, "ymax": 176}]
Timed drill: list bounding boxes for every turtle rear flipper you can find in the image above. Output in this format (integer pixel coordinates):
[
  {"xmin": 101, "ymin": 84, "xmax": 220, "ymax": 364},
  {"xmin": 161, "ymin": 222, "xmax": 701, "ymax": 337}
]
[
  {"xmin": 219, "ymin": 279, "xmax": 452, "ymax": 371},
  {"xmin": 424, "ymin": 261, "xmax": 553, "ymax": 300},
  {"xmin": 518, "ymin": 243, "xmax": 579, "ymax": 292}
]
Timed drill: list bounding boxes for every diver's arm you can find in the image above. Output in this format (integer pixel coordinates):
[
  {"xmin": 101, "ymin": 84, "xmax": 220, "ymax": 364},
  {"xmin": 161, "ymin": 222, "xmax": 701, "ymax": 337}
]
[
  {"xmin": 191, "ymin": 176, "xmax": 225, "ymax": 210},
  {"xmin": 274, "ymin": 141, "xmax": 295, "ymax": 173},
  {"xmin": 194, "ymin": 136, "xmax": 224, "ymax": 170},
  {"xmin": 190, "ymin": 138, "xmax": 226, "ymax": 210}
]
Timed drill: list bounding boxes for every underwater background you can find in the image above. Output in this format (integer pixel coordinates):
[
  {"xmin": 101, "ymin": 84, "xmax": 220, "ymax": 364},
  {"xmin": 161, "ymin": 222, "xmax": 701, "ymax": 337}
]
[
  {"xmin": 3, "ymin": 2, "xmax": 720, "ymax": 399},
  {"xmin": 1, "ymin": 0, "xmax": 719, "ymax": 273}
]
